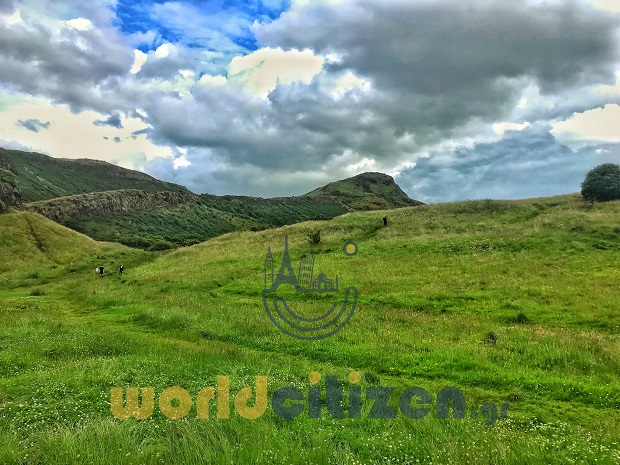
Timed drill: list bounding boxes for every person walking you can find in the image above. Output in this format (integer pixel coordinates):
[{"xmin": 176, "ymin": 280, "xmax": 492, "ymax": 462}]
[
  {"xmin": 383, "ymin": 216, "xmax": 388, "ymax": 227},
  {"xmin": 99, "ymin": 266, "xmax": 104, "ymax": 279},
  {"xmin": 119, "ymin": 264, "xmax": 124, "ymax": 275}
]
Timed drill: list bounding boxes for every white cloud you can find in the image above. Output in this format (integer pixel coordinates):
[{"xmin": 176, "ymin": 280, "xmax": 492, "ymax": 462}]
[
  {"xmin": 1, "ymin": 8, "xmax": 22, "ymax": 26},
  {"xmin": 228, "ymin": 47, "xmax": 324, "ymax": 98},
  {"xmin": 551, "ymin": 104, "xmax": 620, "ymax": 143},
  {"xmin": 155, "ymin": 43, "xmax": 173, "ymax": 58},
  {"xmin": 331, "ymin": 71, "xmax": 371, "ymax": 99},
  {"xmin": 197, "ymin": 74, "xmax": 228, "ymax": 87},
  {"xmin": 493, "ymin": 121, "xmax": 531, "ymax": 135},
  {"xmin": 587, "ymin": 0, "xmax": 620, "ymax": 14},
  {"xmin": 173, "ymin": 154, "xmax": 191, "ymax": 169},
  {"xmin": 65, "ymin": 18, "xmax": 93, "ymax": 31},
  {"xmin": 130, "ymin": 49, "xmax": 147, "ymax": 74}
]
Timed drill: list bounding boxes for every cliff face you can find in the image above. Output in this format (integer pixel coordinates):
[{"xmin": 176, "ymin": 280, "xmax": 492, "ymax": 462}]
[
  {"xmin": 24, "ymin": 189, "xmax": 198, "ymax": 223},
  {"xmin": 0, "ymin": 181, "xmax": 21, "ymax": 212},
  {"xmin": 0, "ymin": 168, "xmax": 21, "ymax": 212}
]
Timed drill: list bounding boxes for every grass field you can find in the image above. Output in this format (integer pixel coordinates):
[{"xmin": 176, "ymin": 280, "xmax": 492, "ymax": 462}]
[{"xmin": 0, "ymin": 194, "xmax": 619, "ymax": 464}]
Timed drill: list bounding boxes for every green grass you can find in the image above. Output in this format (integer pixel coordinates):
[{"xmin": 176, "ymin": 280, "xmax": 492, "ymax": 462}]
[{"xmin": 0, "ymin": 193, "xmax": 619, "ymax": 464}]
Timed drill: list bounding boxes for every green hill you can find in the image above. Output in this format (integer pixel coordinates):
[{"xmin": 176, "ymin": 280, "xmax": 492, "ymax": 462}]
[
  {"xmin": 0, "ymin": 193, "xmax": 618, "ymax": 464},
  {"xmin": 1, "ymin": 148, "xmax": 422, "ymax": 249},
  {"xmin": 304, "ymin": 171, "xmax": 423, "ymax": 209},
  {"xmin": 0, "ymin": 147, "xmax": 189, "ymax": 202}
]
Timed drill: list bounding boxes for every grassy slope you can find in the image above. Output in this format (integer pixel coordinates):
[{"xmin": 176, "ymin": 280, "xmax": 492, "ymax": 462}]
[
  {"xmin": 0, "ymin": 195, "xmax": 619, "ymax": 464},
  {"xmin": 0, "ymin": 148, "xmax": 188, "ymax": 202}
]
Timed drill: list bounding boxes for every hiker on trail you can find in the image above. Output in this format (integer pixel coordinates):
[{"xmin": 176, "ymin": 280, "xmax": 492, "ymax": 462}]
[
  {"xmin": 119, "ymin": 264, "xmax": 124, "ymax": 275},
  {"xmin": 383, "ymin": 216, "xmax": 388, "ymax": 226},
  {"xmin": 99, "ymin": 266, "xmax": 104, "ymax": 278}
]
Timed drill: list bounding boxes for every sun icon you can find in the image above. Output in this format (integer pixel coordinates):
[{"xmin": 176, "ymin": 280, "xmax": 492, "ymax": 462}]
[{"xmin": 342, "ymin": 241, "xmax": 358, "ymax": 256}]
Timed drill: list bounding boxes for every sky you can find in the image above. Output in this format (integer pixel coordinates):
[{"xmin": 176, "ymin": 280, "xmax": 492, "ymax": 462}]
[{"xmin": 0, "ymin": 0, "xmax": 619, "ymax": 203}]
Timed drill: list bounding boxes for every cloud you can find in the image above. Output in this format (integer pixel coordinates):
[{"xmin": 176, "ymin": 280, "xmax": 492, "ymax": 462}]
[
  {"xmin": 228, "ymin": 47, "xmax": 325, "ymax": 98},
  {"xmin": 1, "ymin": 0, "xmax": 619, "ymax": 201},
  {"xmin": 94, "ymin": 112, "xmax": 124, "ymax": 129},
  {"xmin": 0, "ymin": 1, "xmax": 134, "ymax": 112},
  {"xmin": 129, "ymin": 49, "xmax": 147, "ymax": 74},
  {"xmin": 0, "ymin": 93, "xmax": 175, "ymax": 164},
  {"xmin": 16, "ymin": 118, "xmax": 50, "ymax": 132},
  {"xmin": 551, "ymin": 104, "xmax": 620, "ymax": 144},
  {"xmin": 396, "ymin": 126, "xmax": 620, "ymax": 203},
  {"xmin": 252, "ymin": 0, "xmax": 619, "ymax": 144},
  {"xmin": 65, "ymin": 17, "xmax": 93, "ymax": 31},
  {"xmin": 588, "ymin": 0, "xmax": 620, "ymax": 14},
  {"xmin": 492, "ymin": 122, "xmax": 531, "ymax": 135}
]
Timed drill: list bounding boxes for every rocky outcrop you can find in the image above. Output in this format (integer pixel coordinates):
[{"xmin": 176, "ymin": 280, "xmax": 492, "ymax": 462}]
[
  {"xmin": 0, "ymin": 182, "xmax": 21, "ymax": 212},
  {"xmin": 0, "ymin": 168, "xmax": 21, "ymax": 212},
  {"xmin": 24, "ymin": 189, "xmax": 198, "ymax": 223}
]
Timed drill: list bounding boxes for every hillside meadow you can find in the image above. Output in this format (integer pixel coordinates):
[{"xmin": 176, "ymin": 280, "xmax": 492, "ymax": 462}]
[{"xmin": 0, "ymin": 194, "xmax": 619, "ymax": 464}]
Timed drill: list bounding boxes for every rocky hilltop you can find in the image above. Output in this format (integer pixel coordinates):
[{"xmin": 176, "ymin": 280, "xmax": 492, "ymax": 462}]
[{"xmin": 304, "ymin": 172, "xmax": 423, "ymax": 210}]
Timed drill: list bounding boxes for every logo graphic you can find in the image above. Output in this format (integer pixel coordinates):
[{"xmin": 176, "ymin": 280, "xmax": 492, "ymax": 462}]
[{"xmin": 263, "ymin": 236, "xmax": 358, "ymax": 340}]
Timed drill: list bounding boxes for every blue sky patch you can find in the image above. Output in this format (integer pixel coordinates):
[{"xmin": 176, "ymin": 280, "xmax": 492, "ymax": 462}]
[{"xmin": 113, "ymin": 0, "xmax": 289, "ymax": 53}]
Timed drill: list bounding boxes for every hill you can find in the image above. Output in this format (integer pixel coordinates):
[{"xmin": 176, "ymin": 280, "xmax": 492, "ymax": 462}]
[
  {"xmin": 303, "ymin": 171, "xmax": 423, "ymax": 209},
  {"xmin": 0, "ymin": 147, "xmax": 189, "ymax": 202},
  {"xmin": 0, "ymin": 193, "xmax": 618, "ymax": 464},
  {"xmin": 27, "ymin": 192, "xmax": 349, "ymax": 249},
  {"xmin": 1, "ymin": 148, "xmax": 422, "ymax": 249}
]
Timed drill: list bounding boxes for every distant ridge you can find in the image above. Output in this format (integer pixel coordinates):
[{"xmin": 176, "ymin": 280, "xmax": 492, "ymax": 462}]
[
  {"xmin": 0, "ymin": 147, "xmax": 189, "ymax": 202},
  {"xmin": 0, "ymin": 148, "xmax": 423, "ymax": 249}
]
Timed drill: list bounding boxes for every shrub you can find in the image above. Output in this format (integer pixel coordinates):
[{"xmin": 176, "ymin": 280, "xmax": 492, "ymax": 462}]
[
  {"xmin": 0, "ymin": 168, "xmax": 17, "ymax": 187},
  {"xmin": 484, "ymin": 331, "xmax": 497, "ymax": 345},
  {"xmin": 306, "ymin": 228, "xmax": 321, "ymax": 246},
  {"xmin": 364, "ymin": 372, "xmax": 381, "ymax": 385},
  {"xmin": 581, "ymin": 163, "xmax": 620, "ymax": 202},
  {"xmin": 515, "ymin": 312, "xmax": 530, "ymax": 324},
  {"xmin": 149, "ymin": 239, "xmax": 175, "ymax": 251}
]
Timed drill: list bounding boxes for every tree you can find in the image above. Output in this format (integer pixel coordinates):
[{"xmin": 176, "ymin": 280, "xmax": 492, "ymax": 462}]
[{"xmin": 581, "ymin": 163, "xmax": 620, "ymax": 202}]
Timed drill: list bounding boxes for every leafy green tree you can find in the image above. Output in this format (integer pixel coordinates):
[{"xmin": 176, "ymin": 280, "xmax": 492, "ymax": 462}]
[{"xmin": 581, "ymin": 163, "xmax": 620, "ymax": 202}]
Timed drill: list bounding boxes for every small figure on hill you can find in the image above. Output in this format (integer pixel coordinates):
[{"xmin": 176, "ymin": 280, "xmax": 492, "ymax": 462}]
[
  {"xmin": 99, "ymin": 266, "xmax": 104, "ymax": 279},
  {"xmin": 119, "ymin": 264, "xmax": 124, "ymax": 275},
  {"xmin": 383, "ymin": 216, "xmax": 388, "ymax": 227}
]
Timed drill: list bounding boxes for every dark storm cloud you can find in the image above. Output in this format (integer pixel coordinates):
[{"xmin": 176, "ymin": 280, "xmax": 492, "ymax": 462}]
[
  {"xmin": 144, "ymin": 76, "xmax": 415, "ymax": 178},
  {"xmin": 251, "ymin": 1, "xmax": 619, "ymax": 145},
  {"xmin": 16, "ymin": 119, "xmax": 51, "ymax": 132},
  {"xmin": 255, "ymin": 1, "xmax": 618, "ymax": 93},
  {"xmin": 396, "ymin": 126, "xmax": 620, "ymax": 203},
  {"xmin": 94, "ymin": 112, "xmax": 123, "ymax": 128}
]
